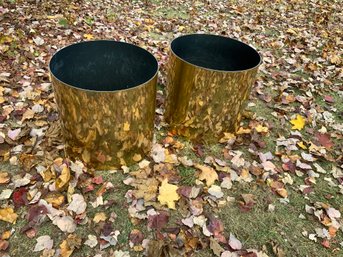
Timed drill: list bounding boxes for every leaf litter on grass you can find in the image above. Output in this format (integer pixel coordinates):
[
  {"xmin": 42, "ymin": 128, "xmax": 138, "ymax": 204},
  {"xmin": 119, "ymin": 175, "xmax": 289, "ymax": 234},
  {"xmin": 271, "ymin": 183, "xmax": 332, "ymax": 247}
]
[{"xmin": 0, "ymin": 0, "xmax": 342, "ymax": 256}]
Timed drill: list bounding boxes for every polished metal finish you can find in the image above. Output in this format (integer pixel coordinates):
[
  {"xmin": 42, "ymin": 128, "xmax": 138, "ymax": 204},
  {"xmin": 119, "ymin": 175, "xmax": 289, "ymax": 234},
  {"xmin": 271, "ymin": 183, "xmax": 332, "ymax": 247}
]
[
  {"xmin": 165, "ymin": 34, "xmax": 262, "ymax": 142},
  {"xmin": 50, "ymin": 40, "xmax": 158, "ymax": 169}
]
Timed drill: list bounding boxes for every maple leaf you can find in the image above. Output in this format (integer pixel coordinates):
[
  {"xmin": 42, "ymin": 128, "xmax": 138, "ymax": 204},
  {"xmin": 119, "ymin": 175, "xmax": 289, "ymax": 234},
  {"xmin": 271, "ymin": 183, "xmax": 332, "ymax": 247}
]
[
  {"xmin": 290, "ymin": 115, "xmax": 305, "ymax": 130},
  {"xmin": 157, "ymin": 179, "xmax": 180, "ymax": 209},
  {"xmin": 83, "ymin": 33, "xmax": 94, "ymax": 40},
  {"xmin": 195, "ymin": 164, "xmax": 218, "ymax": 186}
]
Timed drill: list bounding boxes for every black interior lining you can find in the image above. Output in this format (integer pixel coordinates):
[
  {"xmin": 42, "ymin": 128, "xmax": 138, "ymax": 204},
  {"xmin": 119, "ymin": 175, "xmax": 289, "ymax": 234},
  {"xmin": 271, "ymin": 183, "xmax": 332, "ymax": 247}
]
[
  {"xmin": 171, "ymin": 34, "xmax": 261, "ymax": 71},
  {"xmin": 50, "ymin": 41, "xmax": 158, "ymax": 91}
]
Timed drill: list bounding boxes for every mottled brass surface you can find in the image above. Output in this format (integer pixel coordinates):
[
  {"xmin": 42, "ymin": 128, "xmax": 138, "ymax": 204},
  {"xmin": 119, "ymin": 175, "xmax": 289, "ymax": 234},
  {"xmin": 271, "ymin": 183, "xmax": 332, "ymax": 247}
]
[
  {"xmin": 51, "ymin": 75, "xmax": 157, "ymax": 169},
  {"xmin": 50, "ymin": 41, "xmax": 158, "ymax": 169},
  {"xmin": 165, "ymin": 34, "xmax": 261, "ymax": 142}
]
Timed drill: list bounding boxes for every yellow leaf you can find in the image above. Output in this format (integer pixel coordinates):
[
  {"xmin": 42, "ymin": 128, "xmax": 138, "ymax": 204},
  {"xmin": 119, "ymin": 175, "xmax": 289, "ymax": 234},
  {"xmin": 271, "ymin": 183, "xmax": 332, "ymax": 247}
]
[
  {"xmin": 132, "ymin": 154, "xmax": 142, "ymax": 162},
  {"xmin": 60, "ymin": 234, "xmax": 81, "ymax": 257},
  {"xmin": 55, "ymin": 165, "xmax": 71, "ymax": 191},
  {"xmin": 39, "ymin": 168, "xmax": 55, "ymax": 182},
  {"xmin": 254, "ymin": 124, "xmax": 269, "ymax": 133},
  {"xmin": 157, "ymin": 179, "xmax": 180, "ymax": 209},
  {"xmin": 297, "ymin": 141, "xmax": 307, "ymax": 149},
  {"xmin": 60, "ymin": 240, "xmax": 73, "ymax": 257},
  {"xmin": 44, "ymin": 192, "xmax": 65, "ymax": 208},
  {"xmin": 93, "ymin": 212, "xmax": 107, "ymax": 223},
  {"xmin": 276, "ymin": 188, "xmax": 288, "ymax": 198},
  {"xmin": 1, "ymin": 230, "xmax": 11, "ymax": 240},
  {"xmin": 0, "ymin": 208, "xmax": 18, "ymax": 224},
  {"xmin": 236, "ymin": 127, "xmax": 251, "ymax": 135},
  {"xmin": 290, "ymin": 115, "xmax": 306, "ymax": 130},
  {"xmin": 330, "ymin": 55, "xmax": 341, "ymax": 65},
  {"xmin": 83, "ymin": 34, "xmax": 94, "ymax": 40},
  {"xmin": 123, "ymin": 122, "xmax": 130, "ymax": 131},
  {"xmin": 195, "ymin": 164, "xmax": 218, "ymax": 186}
]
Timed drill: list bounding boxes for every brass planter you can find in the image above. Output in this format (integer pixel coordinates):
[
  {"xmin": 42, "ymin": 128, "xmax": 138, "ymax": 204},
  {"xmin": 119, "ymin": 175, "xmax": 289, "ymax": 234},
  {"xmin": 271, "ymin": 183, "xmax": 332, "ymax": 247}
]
[
  {"xmin": 49, "ymin": 40, "xmax": 158, "ymax": 169},
  {"xmin": 165, "ymin": 34, "xmax": 262, "ymax": 142}
]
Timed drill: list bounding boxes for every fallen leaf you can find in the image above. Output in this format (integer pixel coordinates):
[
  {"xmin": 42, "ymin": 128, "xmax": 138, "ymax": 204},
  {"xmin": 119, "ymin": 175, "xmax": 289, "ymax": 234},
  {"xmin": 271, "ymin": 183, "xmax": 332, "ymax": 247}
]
[
  {"xmin": 210, "ymin": 237, "xmax": 224, "ymax": 256},
  {"xmin": 53, "ymin": 216, "xmax": 76, "ymax": 233},
  {"xmin": 83, "ymin": 34, "xmax": 94, "ymax": 40},
  {"xmin": 93, "ymin": 212, "xmax": 107, "ymax": 223},
  {"xmin": 0, "ymin": 207, "xmax": 18, "ymax": 223},
  {"xmin": 55, "ymin": 165, "xmax": 71, "ymax": 191},
  {"xmin": 195, "ymin": 164, "xmax": 218, "ymax": 186},
  {"xmin": 148, "ymin": 211, "xmax": 169, "ymax": 230},
  {"xmin": 228, "ymin": 233, "xmax": 242, "ymax": 250},
  {"xmin": 84, "ymin": 235, "xmax": 98, "ymax": 248},
  {"xmin": 208, "ymin": 185, "xmax": 224, "ymax": 198},
  {"xmin": 290, "ymin": 115, "xmax": 306, "ymax": 130},
  {"xmin": 0, "ymin": 240, "xmax": 9, "ymax": 251},
  {"xmin": 67, "ymin": 194, "xmax": 87, "ymax": 215},
  {"xmin": 33, "ymin": 235, "xmax": 53, "ymax": 252},
  {"xmin": 0, "ymin": 172, "xmax": 10, "ymax": 184},
  {"xmin": 44, "ymin": 192, "xmax": 65, "ymax": 208},
  {"xmin": 157, "ymin": 179, "xmax": 180, "ymax": 209}
]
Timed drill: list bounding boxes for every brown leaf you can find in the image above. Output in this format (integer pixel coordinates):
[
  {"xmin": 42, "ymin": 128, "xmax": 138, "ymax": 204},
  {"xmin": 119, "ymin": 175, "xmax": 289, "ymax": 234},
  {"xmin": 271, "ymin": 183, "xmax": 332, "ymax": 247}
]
[
  {"xmin": 0, "ymin": 172, "xmax": 10, "ymax": 184},
  {"xmin": 148, "ymin": 211, "xmax": 169, "ymax": 230},
  {"xmin": 0, "ymin": 239, "xmax": 9, "ymax": 250},
  {"xmin": 315, "ymin": 133, "xmax": 334, "ymax": 149}
]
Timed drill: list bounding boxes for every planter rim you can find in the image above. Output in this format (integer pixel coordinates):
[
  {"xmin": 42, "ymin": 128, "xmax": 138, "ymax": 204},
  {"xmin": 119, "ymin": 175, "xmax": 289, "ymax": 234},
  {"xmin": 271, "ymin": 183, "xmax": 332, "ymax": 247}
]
[
  {"xmin": 49, "ymin": 39, "xmax": 159, "ymax": 93},
  {"xmin": 170, "ymin": 33, "xmax": 262, "ymax": 73}
]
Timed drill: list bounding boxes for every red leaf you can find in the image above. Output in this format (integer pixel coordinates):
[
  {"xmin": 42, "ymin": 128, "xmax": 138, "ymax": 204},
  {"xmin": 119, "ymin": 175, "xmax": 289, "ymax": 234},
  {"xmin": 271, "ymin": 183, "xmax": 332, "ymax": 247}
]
[
  {"xmin": 12, "ymin": 187, "xmax": 28, "ymax": 208},
  {"xmin": 321, "ymin": 239, "xmax": 330, "ymax": 248},
  {"xmin": 324, "ymin": 95, "xmax": 334, "ymax": 103},
  {"xmin": 92, "ymin": 176, "xmax": 103, "ymax": 185}
]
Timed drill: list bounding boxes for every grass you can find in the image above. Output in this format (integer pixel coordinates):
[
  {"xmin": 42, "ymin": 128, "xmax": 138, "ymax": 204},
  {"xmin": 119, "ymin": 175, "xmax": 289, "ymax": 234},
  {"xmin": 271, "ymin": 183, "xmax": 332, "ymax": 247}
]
[
  {"xmin": 217, "ymin": 182, "xmax": 343, "ymax": 257},
  {"xmin": 178, "ymin": 166, "xmax": 196, "ymax": 186}
]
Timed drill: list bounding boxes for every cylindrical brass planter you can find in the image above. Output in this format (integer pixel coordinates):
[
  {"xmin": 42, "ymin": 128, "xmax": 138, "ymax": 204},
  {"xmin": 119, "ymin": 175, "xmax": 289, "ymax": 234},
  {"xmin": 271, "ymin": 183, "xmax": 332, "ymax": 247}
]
[
  {"xmin": 49, "ymin": 40, "xmax": 158, "ymax": 169},
  {"xmin": 165, "ymin": 34, "xmax": 262, "ymax": 142}
]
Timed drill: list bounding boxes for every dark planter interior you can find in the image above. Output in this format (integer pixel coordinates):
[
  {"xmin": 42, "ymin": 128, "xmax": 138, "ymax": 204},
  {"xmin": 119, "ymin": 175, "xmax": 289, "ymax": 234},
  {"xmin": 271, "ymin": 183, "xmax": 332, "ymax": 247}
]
[
  {"xmin": 171, "ymin": 34, "xmax": 261, "ymax": 72},
  {"xmin": 50, "ymin": 40, "xmax": 158, "ymax": 91}
]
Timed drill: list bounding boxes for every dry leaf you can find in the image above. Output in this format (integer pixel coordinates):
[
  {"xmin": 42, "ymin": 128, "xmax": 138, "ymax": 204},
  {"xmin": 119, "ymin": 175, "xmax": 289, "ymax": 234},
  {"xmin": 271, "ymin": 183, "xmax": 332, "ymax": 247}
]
[
  {"xmin": 0, "ymin": 172, "xmax": 10, "ymax": 184},
  {"xmin": 55, "ymin": 165, "xmax": 71, "ymax": 191},
  {"xmin": 84, "ymin": 235, "xmax": 98, "ymax": 248},
  {"xmin": 195, "ymin": 164, "xmax": 218, "ymax": 186},
  {"xmin": 0, "ymin": 207, "xmax": 18, "ymax": 224},
  {"xmin": 33, "ymin": 235, "xmax": 53, "ymax": 252},
  {"xmin": 93, "ymin": 212, "xmax": 107, "ymax": 223},
  {"xmin": 290, "ymin": 115, "xmax": 305, "ymax": 130},
  {"xmin": 228, "ymin": 233, "xmax": 242, "ymax": 250},
  {"xmin": 157, "ymin": 179, "xmax": 180, "ymax": 209},
  {"xmin": 67, "ymin": 194, "xmax": 87, "ymax": 215},
  {"xmin": 44, "ymin": 192, "xmax": 65, "ymax": 208}
]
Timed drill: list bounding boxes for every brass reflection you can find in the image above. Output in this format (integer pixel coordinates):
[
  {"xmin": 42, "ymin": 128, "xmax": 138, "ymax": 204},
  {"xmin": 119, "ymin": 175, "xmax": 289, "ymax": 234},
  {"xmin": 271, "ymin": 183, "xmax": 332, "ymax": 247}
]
[
  {"xmin": 51, "ymin": 75, "xmax": 157, "ymax": 169},
  {"xmin": 165, "ymin": 49, "xmax": 260, "ymax": 142}
]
